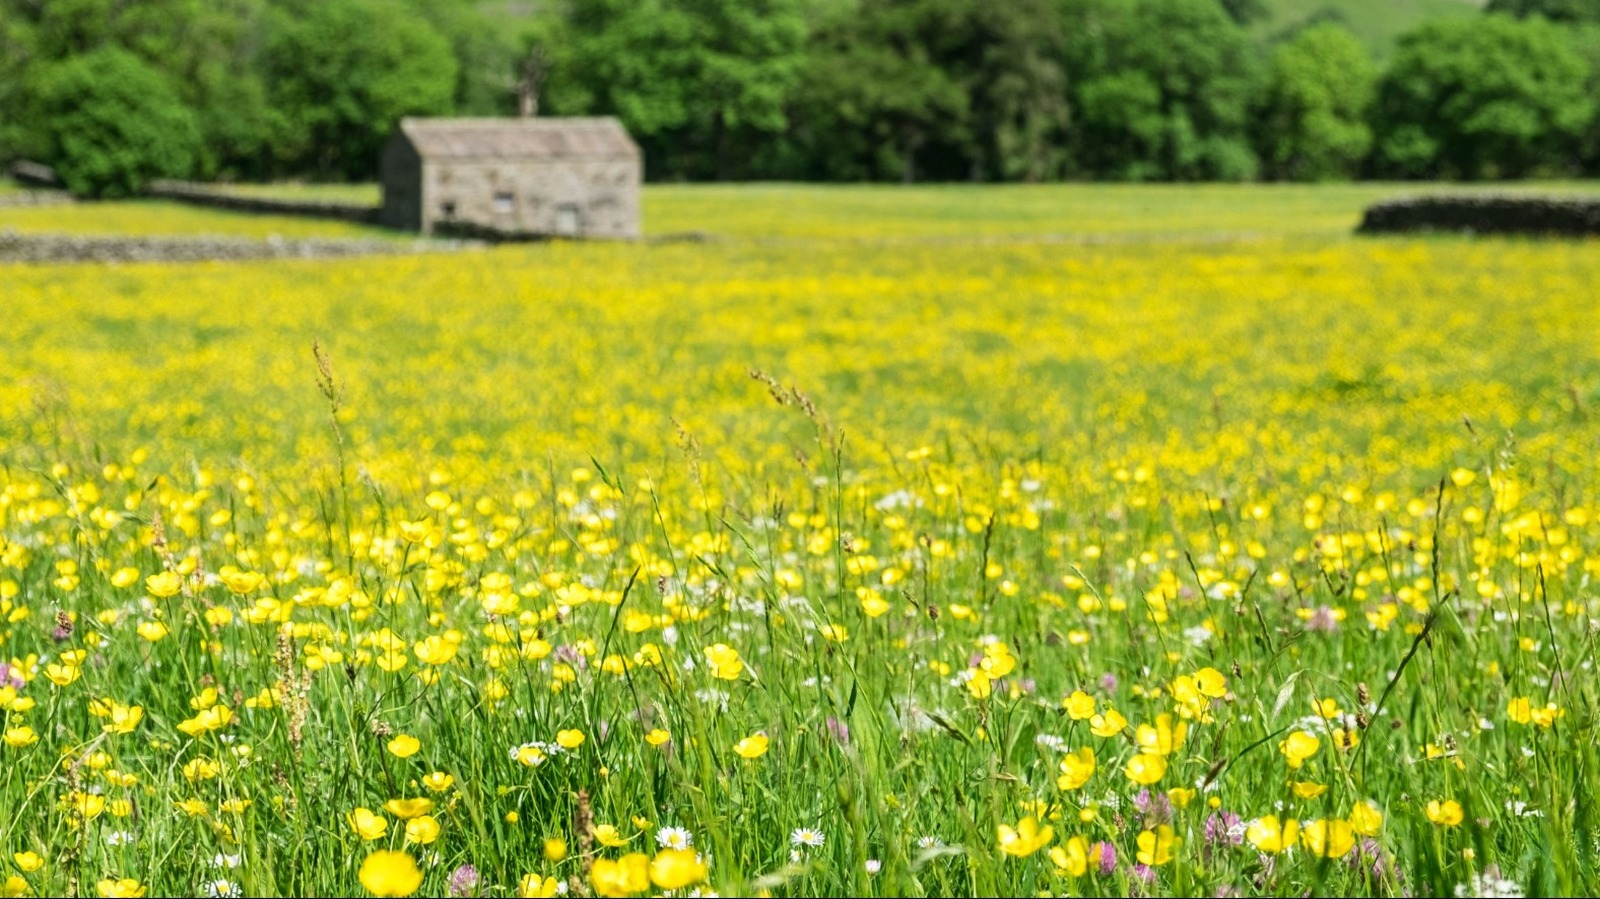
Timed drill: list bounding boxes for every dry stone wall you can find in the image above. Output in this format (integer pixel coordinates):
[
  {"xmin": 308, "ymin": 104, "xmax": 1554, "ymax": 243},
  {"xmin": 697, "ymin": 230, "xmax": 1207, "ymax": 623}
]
[{"xmin": 1359, "ymin": 195, "xmax": 1600, "ymax": 236}]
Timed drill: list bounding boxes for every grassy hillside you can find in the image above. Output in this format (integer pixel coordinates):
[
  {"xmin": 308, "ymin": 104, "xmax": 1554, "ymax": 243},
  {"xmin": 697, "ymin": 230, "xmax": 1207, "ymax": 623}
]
[{"xmin": 1257, "ymin": 0, "xmax": 1485, "ymax": 56}]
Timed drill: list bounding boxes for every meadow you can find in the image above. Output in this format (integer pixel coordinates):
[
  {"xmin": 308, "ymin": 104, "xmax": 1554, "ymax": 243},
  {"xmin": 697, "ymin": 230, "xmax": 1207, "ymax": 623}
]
[{"xmin": 2, "ymin": 183, "xmax": 1599, "ymax": 898}]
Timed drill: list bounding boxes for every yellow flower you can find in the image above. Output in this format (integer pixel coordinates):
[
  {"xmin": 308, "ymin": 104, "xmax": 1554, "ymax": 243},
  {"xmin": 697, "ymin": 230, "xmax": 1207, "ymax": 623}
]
[
  {"xmin": 819, "ymin": 623, "xmax": 848, "ymax": 642},
  {"xmin": 177, "ymin": 705, "xmax": 235, "ymax": 736},
  {"xmin": 101, "ymin": 703, "xmax": 144, "ymax": 735},
  {"xmin": 518, "ymin": 875, "xmax": 560, "ymax": 898},
  {"xmin": 733, "ymin": 734, "xmax": 768, "ymax": 759},
  {"xmin": 965, "ymin": 669, "xmax": 993, "ymax": 699},
  {"xmin": 1063, "ymin": 690, "xmax": 1096, "ymax": 720},
  {"xmin": 413, "ymin": 635, "xmax": 458, "ymax": 666},
  {"xmin": 387, "ymin": 735, "xmax": 421, "ymax": 758},
  {"xmin": 220, "ymin": 570, "xmax": 264, "ymax": 594},
  {"xmin": 3, "ymin": 727, "xmax": 38, "ymax": 748},
  {"xmin": 1089, "ymin": 708, "xmax": 1127, "ymax": 738},
  {"xmin": 591, "ymin": 853, "xmax": 650, "ymax": 897},
  {"xmin": 1049, "ymin": 836, "xmax": 1089, "ymax": 876},
  {"xmin": 648, "ymin": 848, "xmax": 707, "ymax": 889},
  {"xmin": 1167, "ymin": 787, "xmax": 1196, "ymax": 808},
  {"xmin": 1124, "ymin": 752, "xmax": 1168, "ymax": 786},
  {"xmin": 404, "ymin": 815, "xmax": 441, "ymax": 845},
  {"xmin": 135, "ymin": 621, "xmax": 169, "ymax": 642},
  {"xmin": 703, "ymin": 644, "xmax": 744, "ymax": 680},
  {"xmin": 145, "ymin": 571, "xmax": 182, "ymax": 597},
  {"xmin": 1426, "ymin": 799, "xmax": 1463, "ymax": 827},
  {"xmin": 13, "ymin": 853, "xmax": 43, "ymax": 873},
  {"xmin": 383, "ymin": 798, "xmax": 435, "ymax": 819},
  {"xmin": 594, "ymin": 824, "xmax": 630, "ymax": 847},
  {"xmin": 70, "ymin": 792, "xmax": 106, "ymax": 820},
  {"xmin": 979, "ymin": 642, "xmax": 1016, "ymax": 678},
  {"xmin": 175, "ymin": 798, "xmax": 208, "ymax": 817},
  {"xmin": 645, "ymin": 728, "xmax": 671, "ymax": 746},
  {"xmin": 358, "ymin": 850, "xmax": 423, "ymax": 897},
  {"xmin": 1291, "ymin": 780, "xmax": 1328, "ymax": 799},
  {"xmin": 997, "ymin": 816, "xmax": 1054, "ymax": 858},
  {"xmin": 1246, "ymin": 815, "xmax": 1299, "ymax": 853},
  {"xmin": 1279, "ymin": 731, "xmax": 1320, "ymax": 768},
  {"xmin": 1134, "ymin": 713, "xmax": 1187, "ymax": 756},
  {"xmin": 44, "ymin": 664, "xmax": 80, "ymax": 687},
  {"xmin": 182, "ymin": 758, "xmax": 220, "ymax": 781},
  {"xmin": 96, "ymin": 879, "xmax": 146, "ymax": 898},
  {"xmin": 2, "ymin": 875, "xmax": 25, "ymax": 898},
  {"xmin": 348, "ymin": 807, "xmax": 389, "ymax": 841},
  {"xmin": 1194, "ymin": 667, "xmax": 1227, "ymax": 697},
  {"xmin": 1348, "ymin": 800, "xmax": 1384, "ymax": 836},
  {"xmin": 244, "ymin": 687, "xmax": 277, "ymax": 709},
  {"xmin": 1137, "ymin": 824, "xmax": 1179, "ymax": 866},
  {"xmin": 1056, "ymin": 747, "xmax": 1095, "ymax": 790},
  {"xmin": 421, "ymin": 772, "xmax": 454, "ymax": 792},
  {"xmin": 1300, "ymin": 819, "xmax": 1355, "ymax": 858},
  {"xmin": 556, "ymin": 729, "xmax": 585, "ymax": 749},
  {"xmin": 543, "ymin": 838, "xmax": 567, "ymax": 862}
]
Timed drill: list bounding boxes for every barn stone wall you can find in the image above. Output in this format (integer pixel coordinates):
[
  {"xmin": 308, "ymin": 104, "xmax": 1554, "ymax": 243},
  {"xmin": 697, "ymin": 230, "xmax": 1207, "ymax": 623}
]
[{"xmin": 420, "ymin": 158, "xmax": 640, "ymax": 238}]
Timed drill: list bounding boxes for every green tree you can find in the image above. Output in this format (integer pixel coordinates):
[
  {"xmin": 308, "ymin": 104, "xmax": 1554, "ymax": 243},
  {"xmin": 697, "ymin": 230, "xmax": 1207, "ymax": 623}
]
[
  {"xmin": 796, "ymin": 0, "xmax": 971, "ymax": 181},
  {"xmin": 33, "ymin": 47, "xmax": 200, "ymax": 197},
  {"xmin": 1062, "ymin": 0, "xmax": 1261, "ymax": 180},
  {"xmin": 262, "ymin": 0, "xmax": 457, "ymax": 179},
  {"xmin": 562, "ymin": 0, "xmax": 808, "ymax": 179},
  {"xmin": 1257, "ymin": 23, "xmax": 1375, "ymax": 180},
  {"xmin": 1484, "ymin": 0, "xmax": 1600, "ymax": 22},
  {"xmin": 0, "ymin": 0, "xmax": 271, "ymax": 178},
  {"xmin": 404, "ymin": 0, "xmax": 538, "ymax": 117},
  {"xmin": 1373, "ymin": 15, "xmax": 1593, "ymax": 178},
  {"xmin": 795, "ymin": 0, "xmax": 1067, "ymax": 182}
]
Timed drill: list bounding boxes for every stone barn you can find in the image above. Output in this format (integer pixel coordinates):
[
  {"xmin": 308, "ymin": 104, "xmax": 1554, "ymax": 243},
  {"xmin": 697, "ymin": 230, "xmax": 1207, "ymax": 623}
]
[{"xmin": 380, "ymin": 117, "xmax": 641, "ymax": 238}]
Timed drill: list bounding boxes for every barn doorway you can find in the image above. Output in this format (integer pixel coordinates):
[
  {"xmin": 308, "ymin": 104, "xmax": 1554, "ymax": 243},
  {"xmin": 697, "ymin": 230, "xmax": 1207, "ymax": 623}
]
[{"xmin": 554, "ymin": 204, "xmax": 582, "ymax": 237}]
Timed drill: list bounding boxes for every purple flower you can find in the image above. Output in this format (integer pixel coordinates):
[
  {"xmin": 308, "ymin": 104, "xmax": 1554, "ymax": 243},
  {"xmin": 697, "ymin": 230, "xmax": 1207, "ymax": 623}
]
[
  {"xmin": 1204, "ymin": 811, "xmax": 1244, "ymax": 847},
  {"xmin": 1133, "ymin": 788, "xmax": 1172, "ymax": 826},
  {"xmin": 0, "ymin": 664, "xmax": 23, "ymax": 689},
  {"xmin": 1090, "ymin": 841, "xmax": 1117, "ymax": 875},
  {"xmin": 1131, "ymin": 863, "xmax": 1156, "ymax": 883},
  {"xmin": 447, "ymin": 864, "xmax": 480, "ymax": 897},
  {"xmin": 1347, "ymin": 838, "xmax": 1403, "ymax": 884},
  {"xmin": 1304, "ymin": 606, "xmax": 1340, "ymax": 633},
  {"xmin": 826, "ymin": 716, "xmax": 850, "ymax": 746},
  {"xmin": 1099, "ymin": 672, "xmax": 1119, "ymax": 693}
]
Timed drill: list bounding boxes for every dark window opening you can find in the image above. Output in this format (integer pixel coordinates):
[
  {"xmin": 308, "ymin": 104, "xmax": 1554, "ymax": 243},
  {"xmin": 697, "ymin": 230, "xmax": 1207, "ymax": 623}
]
[{"xmin": 440, "ymin": 200, "xmax": 457, "ymax": 218}]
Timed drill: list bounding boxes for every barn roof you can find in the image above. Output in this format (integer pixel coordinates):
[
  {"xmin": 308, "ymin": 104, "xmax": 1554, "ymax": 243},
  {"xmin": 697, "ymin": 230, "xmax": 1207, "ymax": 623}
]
[{"xmin": 397, "ymin": 117, "xmax": 640, "ymax": 161}]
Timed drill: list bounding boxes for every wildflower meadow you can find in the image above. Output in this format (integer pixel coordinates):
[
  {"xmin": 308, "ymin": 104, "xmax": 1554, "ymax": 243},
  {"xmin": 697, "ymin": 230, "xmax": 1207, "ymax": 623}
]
[{"xmin": 2, "ymin": 185, "xmax": 1599, "ymax": 897}]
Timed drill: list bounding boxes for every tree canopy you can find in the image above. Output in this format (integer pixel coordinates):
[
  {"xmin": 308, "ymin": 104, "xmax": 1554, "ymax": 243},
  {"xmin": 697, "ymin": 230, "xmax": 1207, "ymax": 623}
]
[{"xmin": 0, "ymin": 0, "xmax": 1596, "ymax": 188}]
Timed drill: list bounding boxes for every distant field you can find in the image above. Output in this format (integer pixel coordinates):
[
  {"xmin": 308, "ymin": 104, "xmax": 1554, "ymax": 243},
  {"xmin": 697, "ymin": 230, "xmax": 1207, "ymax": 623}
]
[
  {"xmin": 644, "ymin": 181, "xmax": 1600, "ymax": 241},
  {"xmin": 211, "ymin": 181, "xmax": 382, "ymax": 205},
  {"xmin": 1256, "ymin": 0, "xmax": 1484, "ymax": 56},
  {"xmin": 0, "ymin": 198, "xmax": 396, "ymax": 239},
  {"xmin": 2, "ymin": 181, "xmax": 1595, "ymax": 243}
]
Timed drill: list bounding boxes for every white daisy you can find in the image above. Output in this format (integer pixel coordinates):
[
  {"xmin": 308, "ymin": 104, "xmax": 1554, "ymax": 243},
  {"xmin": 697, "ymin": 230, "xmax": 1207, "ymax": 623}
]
[
  {"xmin": 790, "ymin": 827, "xmax": 825, "ymax": 848},
  {"xmin": 656, "ymin": 826, "xmax": 693, "ymax": 850}
]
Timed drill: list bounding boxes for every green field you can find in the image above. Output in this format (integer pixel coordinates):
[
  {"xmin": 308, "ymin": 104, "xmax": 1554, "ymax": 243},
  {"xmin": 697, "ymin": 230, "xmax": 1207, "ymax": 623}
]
[
  {"xmin": 1, "ymin": 184, "xmax": 1599, "ymax": 899},
  {"xmin": 1256, "ymin": 0, "xmax": 1483, "ymax": 56},
  {"xmin": 2, "ymin": 180, "xmax": 1594, "ymax": 243}
]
